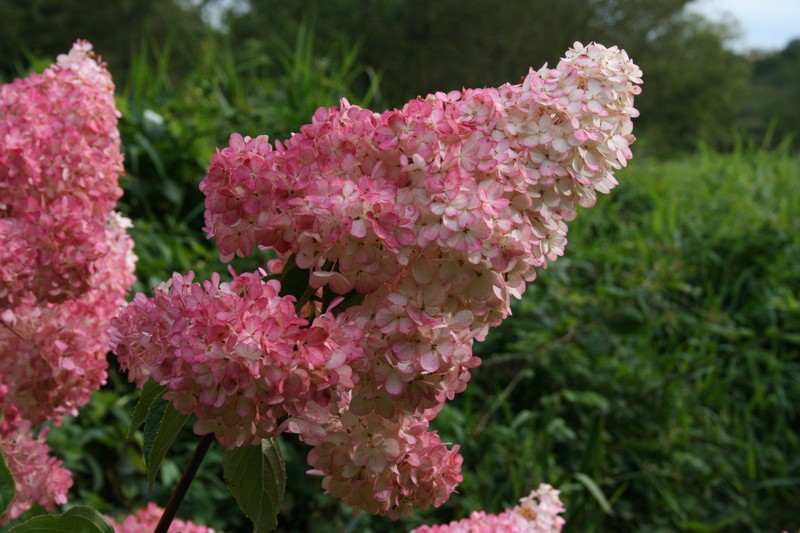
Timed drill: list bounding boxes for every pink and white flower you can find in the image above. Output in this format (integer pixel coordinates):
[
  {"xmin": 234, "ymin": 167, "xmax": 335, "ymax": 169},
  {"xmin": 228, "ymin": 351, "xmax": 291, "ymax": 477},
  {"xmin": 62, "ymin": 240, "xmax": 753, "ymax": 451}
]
[{"xmin": 114, "ymin": 41, "xmax": 640, "ymax": 518}]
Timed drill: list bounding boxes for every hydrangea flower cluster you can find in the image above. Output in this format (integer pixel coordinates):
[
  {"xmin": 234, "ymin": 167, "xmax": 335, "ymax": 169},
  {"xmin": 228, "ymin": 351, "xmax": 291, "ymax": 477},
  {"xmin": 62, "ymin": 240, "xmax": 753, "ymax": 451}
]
[
  {"xmin": 106, "ymin": 502, "xmax": 219, "ymax": 533},
  {"xmin": 1, "ymin": 213, "xmax": 135, "ymax": 425},
  {"xmin": 0, "ymin": 41, "xmax": 135, "ymax": 522},
  {"xmin": 113, "ymin": 41, "xmax": 639, "ymax": 518},
  {"xmin": 111, "ymin": 269, "xmax": 363, "ymax": 448},
  {"xmin": 411, "ymin": 484, "xmax": 565, "ymax": 533},
  {"xmin": 299, "ymin": 410, "xmax": 464, "ymax": 519},
  {"xmin": 198, "ymin": 41, "xmax": 640, "ymax": 515},
  {"xmin": 0, "ymin": 384, "xmax": 73, "ymax": 525},
  {"xmin": 0, "ymin": 40, "xmax": 125, "ymax": 307}
]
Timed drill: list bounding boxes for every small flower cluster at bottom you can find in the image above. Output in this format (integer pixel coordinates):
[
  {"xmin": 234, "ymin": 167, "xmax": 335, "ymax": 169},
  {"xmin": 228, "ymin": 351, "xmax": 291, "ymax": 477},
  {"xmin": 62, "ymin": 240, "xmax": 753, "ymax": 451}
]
[
  {"xmin": 411, "ymin": 484, "xmax": 565, "ymax": 533},
  {"xmin": 103, "ymin": 489, "xmax": 563, "ymax": 533},
  {"xmin": 106, "ymin": 502, "xmax": 219, "ymax": 533}
]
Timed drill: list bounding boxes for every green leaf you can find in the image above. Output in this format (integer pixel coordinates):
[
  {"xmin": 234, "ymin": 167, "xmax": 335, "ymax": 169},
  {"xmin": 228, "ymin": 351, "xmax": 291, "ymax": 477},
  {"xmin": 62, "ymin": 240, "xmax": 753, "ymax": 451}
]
[
  {"xmin": 278, "ymin": 255, "xmax": 309, "ymax": 299},
  {"xmin": 9, "ymin": 506, "xmax": 114, "ymax": 533},
  {"xmin": 223, "ymin": 438, "xmax": 286, "ymax": 533},
  {"xmin": 128, "ymin": 378, "xmax": 167, "ymax": 439},
  {"xmin": 277, "ymin": 255, "xmax": 317, "ymax": 312},
  {"xmin": 574, "ymin": 472, "xmax": 615, "ymax": 515},
  {"xmin": 142, "ymin": 394, "xmax": 168, "ymax": 461},
  {"xmin": 0, "ymin": 449, "xmax": 15, "ymax": 515},
  {"xmin": 142, "ymin": 394, "xmax": 189, "ymax": 491}
]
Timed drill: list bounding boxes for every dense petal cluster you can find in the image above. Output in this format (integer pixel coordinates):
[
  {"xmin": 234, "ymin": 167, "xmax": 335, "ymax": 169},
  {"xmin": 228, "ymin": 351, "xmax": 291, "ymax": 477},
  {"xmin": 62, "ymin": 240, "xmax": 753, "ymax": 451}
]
[
  {"xmin": 1, "ymin": 212, "xmax": 136, "ymax": 425},
  {"xmin": 411, "ymin": 484, "xmax": 565, "ymax": 533},
  {"xmin": 0, "ymin": 41, "xmax": 134, "ymax": 425},
  {"xmin": 298, "ymin": 410, "xmax": 462, "ymax": 518},
  {"xmin": 0, "ymin": 40, "xmax": 124, "ymax": 307},
  {"xmin": 0, "ymin": 385, "xmax": 73, "ymax": 524},
  {"xmin": 106, "ymin": 502, "xmax": 219, "ymax": 533},
  {"xmin": 111, "ymin": 270, "xmax": 363, "ymax": 448},
  {"xmin": 197, "ymin": 42, "xmax": 640, "ymax": 515}
]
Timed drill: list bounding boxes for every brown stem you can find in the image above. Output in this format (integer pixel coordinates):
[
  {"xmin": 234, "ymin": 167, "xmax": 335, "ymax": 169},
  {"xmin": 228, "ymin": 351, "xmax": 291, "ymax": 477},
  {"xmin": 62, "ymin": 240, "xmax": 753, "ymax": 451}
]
[
  {"xmin": 154, "ymin": 433, "xmax": 215, "ymax": 533},
  {"xmin": 0, "ymin": 317, "xmax": 24, "ymax": 340}
]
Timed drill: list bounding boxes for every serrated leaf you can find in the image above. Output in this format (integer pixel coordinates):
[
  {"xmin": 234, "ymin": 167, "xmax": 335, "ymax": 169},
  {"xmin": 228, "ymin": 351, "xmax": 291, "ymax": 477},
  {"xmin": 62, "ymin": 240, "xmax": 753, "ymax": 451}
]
[
  {"xmin": 128, "ymin": 378, "xmax": 167, "ymax": 439},
  {"xmin": 9, "ymin": 505, "xmax": 114, "ymax": 533},
  {"xmin": 223, "ymin": 438, "xmax": 286, "ymax": 533},
  {"xmin": 142, "ymin": 395, "xmax": 189, "ymax": 492},
  {"xmin": 0, "ymin": 449, "xmax": 15, "ymax": 515}
]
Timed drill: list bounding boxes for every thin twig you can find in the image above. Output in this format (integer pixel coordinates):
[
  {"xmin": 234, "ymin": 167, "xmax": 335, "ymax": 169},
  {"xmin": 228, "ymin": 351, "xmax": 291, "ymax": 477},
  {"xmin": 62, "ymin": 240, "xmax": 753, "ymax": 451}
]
[
  {"xmin": 155, "ymin": 433, "xmax": 215, "ymax": 533},
  {"xmin": 0, "ymin": 317, "xmax": 24, "ymax": 340}
]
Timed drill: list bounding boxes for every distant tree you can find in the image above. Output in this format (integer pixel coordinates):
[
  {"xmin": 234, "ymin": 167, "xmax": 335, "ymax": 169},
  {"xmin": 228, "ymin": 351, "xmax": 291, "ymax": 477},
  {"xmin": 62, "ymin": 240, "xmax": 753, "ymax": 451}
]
[
  {"xmin": 740, "ymin": 39, "xmax": 800, "ymax": 147},
  {"xmin": 595, "ymin": 6, "xmax": 748, "ymax": 153},
  {"xmin": 229, "ymin": 0, "xmax": 596, "ymax": 102},
  {"xmin": 0, "ymin": 0, "xmax": 207, "ymax": 82}
]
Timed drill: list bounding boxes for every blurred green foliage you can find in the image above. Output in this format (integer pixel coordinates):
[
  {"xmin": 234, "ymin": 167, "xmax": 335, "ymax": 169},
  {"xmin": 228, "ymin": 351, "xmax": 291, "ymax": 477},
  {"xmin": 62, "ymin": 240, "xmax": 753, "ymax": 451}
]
[
  {"xmin": 0, "ymin": 0, "xmax": 207, "ymax": 85},
  {"xmin": 2, "ymin": 3, "xmax": 799, "ymax": 532},
  {"xmin": 739, "ymin": 39, "xmax": 800, "ymax": 149}
]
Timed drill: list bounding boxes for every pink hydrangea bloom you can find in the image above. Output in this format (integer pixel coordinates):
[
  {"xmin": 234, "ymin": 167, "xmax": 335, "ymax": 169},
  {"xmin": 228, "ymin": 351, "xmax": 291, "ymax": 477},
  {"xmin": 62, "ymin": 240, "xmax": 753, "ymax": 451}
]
[
  {"xmin": 195, "ymin": 41, "xmax": 640, "ymax": 516},
  {"xmin": 411, "ymin": 484, "xmax": 565, "ymax": 533},
  {"xmin": 1, "ymin": 212, "xmax": 136, "ymax": 425},
  {"xmin": 301, "ymin": 410, "xmax": 463, "ymax": 519},
  {"xmin": 0, "ymin": 40, "xmax": 134, "ymax": 521},
  {"xmin": 111, "ymin": 270, "xmax": 363, "ymax": 448},
  {"xmin": 0, "ymin": 40, "xmax": 134, "ymax": 425},
  {"xmin": 0, "ymin": 385, "xmax": 73, "ymax": 525},
  {"xmin": 106, "ymin": 502, "xmax": 220, "ymax": 533},
  {"xmin": 114, "ymin": 41, "xmax": 639, "ymax": 519},
  {"xmin": 0, "ymin": 40, "xmax": 124, "ymax": 307}
]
